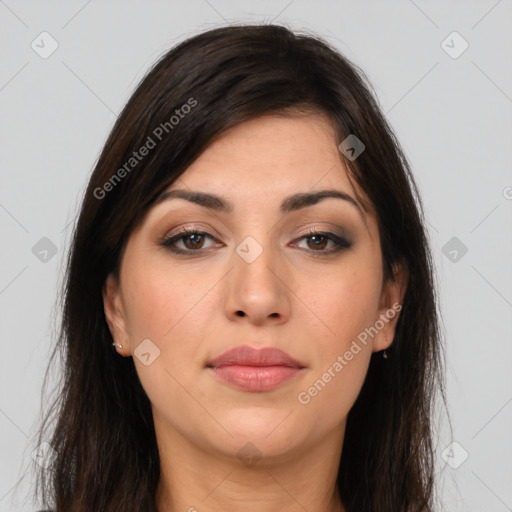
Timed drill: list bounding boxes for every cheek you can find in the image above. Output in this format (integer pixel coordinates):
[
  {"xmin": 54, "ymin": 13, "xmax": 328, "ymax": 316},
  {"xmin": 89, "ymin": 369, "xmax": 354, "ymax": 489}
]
[
  {"xmin": 298, "ymin": 261, "xmax": 381, "ymax": 356},
  {"xmin": 121, "ymin": 261, "xmax": 224, "ymax": 404},
  {"xmin": 292, "ymin": 261, "xmax": 380, "ymax": 415},
  {"xmin": 296, "ymin": 346, "xmax": 371, "ymax": 437},
  {"xmin": 122, "ymin": 261, "xmax": 212, "ymax": 341},
  {"xmin": 121, "ymin": 264, "xmax": 216, "ymax": 419}
]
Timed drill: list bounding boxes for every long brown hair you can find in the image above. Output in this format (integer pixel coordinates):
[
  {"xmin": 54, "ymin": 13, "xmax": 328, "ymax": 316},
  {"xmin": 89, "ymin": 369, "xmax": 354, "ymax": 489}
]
[{"xmin": 32, "ymin": 23, "xmax": 446, "ymax": 512}]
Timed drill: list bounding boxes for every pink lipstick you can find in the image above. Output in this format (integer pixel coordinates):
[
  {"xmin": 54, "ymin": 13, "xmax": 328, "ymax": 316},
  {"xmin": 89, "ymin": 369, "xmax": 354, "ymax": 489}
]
[{"xmin": 206, "ymin": 345, "xmax": 305, "ymax": 392}]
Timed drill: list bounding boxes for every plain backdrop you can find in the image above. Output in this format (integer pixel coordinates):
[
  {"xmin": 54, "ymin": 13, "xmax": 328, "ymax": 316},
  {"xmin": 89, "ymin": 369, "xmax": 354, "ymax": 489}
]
[{"xmin": 1, "ymin": 1, "xmax": 511, "ymax": 511}]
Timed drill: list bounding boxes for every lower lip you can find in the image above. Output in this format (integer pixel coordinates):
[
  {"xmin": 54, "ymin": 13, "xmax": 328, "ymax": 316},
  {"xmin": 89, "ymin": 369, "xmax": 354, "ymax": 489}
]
[{"xmin": 208, "ymin": 365, "xmax": 303, "ymax": 392}]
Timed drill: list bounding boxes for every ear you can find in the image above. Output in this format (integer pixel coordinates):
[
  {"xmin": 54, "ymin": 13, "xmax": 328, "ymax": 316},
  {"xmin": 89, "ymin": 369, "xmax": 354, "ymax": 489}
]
[
  {"xmin": 372, "ymin": 261, "xmax": 408, "ymax": 353},
  {"xmin": 102, "ymin": 272, "xmax": 129, "ymax": 355}
]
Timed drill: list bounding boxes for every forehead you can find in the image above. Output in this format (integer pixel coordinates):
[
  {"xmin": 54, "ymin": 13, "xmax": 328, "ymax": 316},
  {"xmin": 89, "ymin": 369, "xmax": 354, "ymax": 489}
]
[{"xmin": 167, "ymin": 114, "xmax": 370, "ymax": 212}]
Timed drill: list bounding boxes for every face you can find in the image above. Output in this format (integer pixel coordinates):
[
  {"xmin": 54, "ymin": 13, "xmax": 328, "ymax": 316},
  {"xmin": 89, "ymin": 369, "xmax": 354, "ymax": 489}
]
[{"xmin": 103, "ymin": 113, "xmax": 406, "ymax": 462}]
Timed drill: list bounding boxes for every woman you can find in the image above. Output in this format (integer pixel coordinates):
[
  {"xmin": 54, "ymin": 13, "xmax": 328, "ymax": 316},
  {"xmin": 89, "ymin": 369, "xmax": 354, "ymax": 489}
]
[{"xmin": 34, "ymin": 23, "xmax": 445, "ymax": 512}]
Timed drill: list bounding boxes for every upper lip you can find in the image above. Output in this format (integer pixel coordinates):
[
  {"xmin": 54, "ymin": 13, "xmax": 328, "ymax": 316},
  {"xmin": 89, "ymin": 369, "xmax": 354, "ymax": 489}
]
[{"xmin": 206, "ymin": 345, "xmax": 305, "ymax": 369}]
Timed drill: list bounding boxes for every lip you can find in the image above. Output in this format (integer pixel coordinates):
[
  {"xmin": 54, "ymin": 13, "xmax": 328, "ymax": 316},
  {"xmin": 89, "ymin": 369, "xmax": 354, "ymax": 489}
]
[{"xmin": 206, "ymin": 345, "xmax": 306, "ymax": 392}]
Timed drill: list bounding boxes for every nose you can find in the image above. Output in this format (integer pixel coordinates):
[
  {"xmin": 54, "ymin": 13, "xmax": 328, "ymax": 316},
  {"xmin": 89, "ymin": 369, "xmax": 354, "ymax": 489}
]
[{"xmin": 222, "ymin": 237, "xmax": 292, "ymax": 326}]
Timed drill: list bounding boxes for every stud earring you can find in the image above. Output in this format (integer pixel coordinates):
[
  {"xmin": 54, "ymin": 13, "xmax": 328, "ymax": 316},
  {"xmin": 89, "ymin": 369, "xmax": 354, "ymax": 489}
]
[{"xmin": 112, "ymin": 342, "xmax": 123, "ymax": 350}]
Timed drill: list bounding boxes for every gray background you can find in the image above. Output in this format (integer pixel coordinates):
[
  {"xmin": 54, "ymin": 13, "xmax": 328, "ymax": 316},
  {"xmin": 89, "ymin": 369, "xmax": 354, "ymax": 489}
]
[{"xmin": 1, "ymin": 1, "xmax": 511, "ymax": 511}]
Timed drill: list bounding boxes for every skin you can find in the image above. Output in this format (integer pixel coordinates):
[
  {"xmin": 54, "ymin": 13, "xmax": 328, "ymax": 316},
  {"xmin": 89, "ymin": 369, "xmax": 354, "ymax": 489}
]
[{"xmin": 103, "ymin": 113, "xmax": 408, "ymax": 512}]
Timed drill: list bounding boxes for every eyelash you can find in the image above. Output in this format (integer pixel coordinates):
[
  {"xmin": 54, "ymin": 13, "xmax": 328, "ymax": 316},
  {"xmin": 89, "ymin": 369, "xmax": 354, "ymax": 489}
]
[{"xmin": 159, "ymin": 227, "xmax": 352, "ymax": 256}]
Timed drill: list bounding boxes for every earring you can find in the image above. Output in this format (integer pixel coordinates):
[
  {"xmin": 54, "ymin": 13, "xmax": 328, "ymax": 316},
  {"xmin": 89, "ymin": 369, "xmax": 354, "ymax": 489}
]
[
  {"xmin": 112, "ymin": 342, "xmax": 123, "ymax": 350},
  {"xmin": 383, "ymin": 336, "xmax": 389, "ymax": 359}
]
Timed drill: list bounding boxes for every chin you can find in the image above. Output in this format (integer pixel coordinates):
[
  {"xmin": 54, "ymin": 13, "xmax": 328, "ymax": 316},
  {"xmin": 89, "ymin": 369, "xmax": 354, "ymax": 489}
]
[{"xmin": 211, "ymin": 411, "xmax": 302, "ymax": 449}]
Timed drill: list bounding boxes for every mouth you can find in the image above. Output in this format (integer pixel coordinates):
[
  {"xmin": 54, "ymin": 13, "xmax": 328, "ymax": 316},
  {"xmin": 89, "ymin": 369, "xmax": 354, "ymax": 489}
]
[{"xmin": 205, "ymin": 345, "xmax": 306, "ymax": 392}]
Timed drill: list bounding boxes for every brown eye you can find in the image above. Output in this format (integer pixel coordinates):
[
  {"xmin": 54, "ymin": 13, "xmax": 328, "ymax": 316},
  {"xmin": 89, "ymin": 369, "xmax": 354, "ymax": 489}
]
[
  {"xmin": 182, "ymin": 232, "xmax": 205, "ymax": 250},
  {"xmin": 305, "ymin": 234, "xmax": 329, "ymax": 250},
  {"xmin": 293, "ymin": 230, "xmax": 352, "ymax": 254},
  {"xmin": 160, "ymin": 228, "xmax": 221, "ymax": 254}
]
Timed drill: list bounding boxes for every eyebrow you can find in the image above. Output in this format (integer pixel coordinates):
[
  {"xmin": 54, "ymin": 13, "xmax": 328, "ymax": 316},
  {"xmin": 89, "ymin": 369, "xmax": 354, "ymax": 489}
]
[{"xmin": 155, "ymin": 188, "xmax": 366, "ymax": 220}]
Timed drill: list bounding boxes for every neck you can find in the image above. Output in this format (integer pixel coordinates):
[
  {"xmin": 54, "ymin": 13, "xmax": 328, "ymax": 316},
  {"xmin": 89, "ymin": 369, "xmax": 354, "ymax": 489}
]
[{"xmin": 154, "ymin": 419, "xmax": 346, "ymax": 512}]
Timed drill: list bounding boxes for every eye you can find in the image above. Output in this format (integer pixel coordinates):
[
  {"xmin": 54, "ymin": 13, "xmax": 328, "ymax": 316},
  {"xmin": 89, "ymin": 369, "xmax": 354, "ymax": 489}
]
[
  {"xmin": 292, "ymin": 229, "xmax": 352, "ymax": 254},
  {"xmin": 159, "ymin": 227, "xmax": 351, "ymax": 256},
  {"xmin": 159, "ymin": 227, "xmax": 222, "ymax": 254}
]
